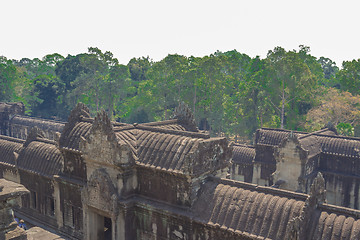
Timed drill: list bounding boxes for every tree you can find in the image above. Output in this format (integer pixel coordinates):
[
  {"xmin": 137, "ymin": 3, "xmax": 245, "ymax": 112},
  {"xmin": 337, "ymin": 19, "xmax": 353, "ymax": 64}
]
[
  {"xmin": 67, "ymin": 48, "xmax": 131, "ymax": 119},
  {"xmin": 265, "ymin": 47, "xmax": 317, "ymax": 129},
  {"xmin": 194, "ymin": 54, "xmax": 226, "ymax": 134},
  {"xmin": 128, "ymin": 57, "xmax": 151, "ymax": 82},
  {"xmin": 146, "ymin": 54, "xmax": 190, "ymax": 120},
  {"xmin": 337, "ymin": 59, "xmax": 360, "ymax": 95},
  {"xmin": 0, "ymin": 57, "xmax": 17, "ymax": 101},
  {"xmin": 107, "ymin": 64, "xmax": 131, "ymax": 118},
  {"xmin": 318, "ymin": 57, "xmax": 339, "ymax": 80},
  {"xmin": 30, "ymin": 74, "xmax": 64, "ymax": 118},
  {"xmin": 303, "ymin": 87, "xmax": 360, "ymax": 135},
  {"xmin": 237, "ymin": 56, "xmax": 271, "ymax": 136},
  {"xmin": 12, "ymin": 54, "xmax": 65, "ymax": 118},
  {"xmin": 212, "ymin": 50, "xmax": 253, "ymax": 136}
]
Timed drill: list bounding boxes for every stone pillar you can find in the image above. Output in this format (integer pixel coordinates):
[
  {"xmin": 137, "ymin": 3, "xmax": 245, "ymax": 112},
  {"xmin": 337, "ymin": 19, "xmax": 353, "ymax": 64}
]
[
  {"xmin": 115, "ymin": 210, "xmax": 125, "ymax": 240},
  {"xmin": 0, "ymin": 178, "xmax": 29, "ymax": 240},
  {"xmin": 53, "ymin": 178, "xmax": 63, "ymax": 228}
]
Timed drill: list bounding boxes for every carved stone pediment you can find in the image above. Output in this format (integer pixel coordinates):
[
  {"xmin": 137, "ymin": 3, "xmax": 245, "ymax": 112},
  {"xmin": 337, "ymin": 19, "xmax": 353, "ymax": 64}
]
[
  {"xmin": 82, "ymin": 168, "xmax": 118, "ymax": 214},
  {"xmin": 80, "ymin": 111, "xmax": 134, "ymax": 168},
  {"xmin": 173, "ymin": 102, "xmax": 198, "ymax": 132}
]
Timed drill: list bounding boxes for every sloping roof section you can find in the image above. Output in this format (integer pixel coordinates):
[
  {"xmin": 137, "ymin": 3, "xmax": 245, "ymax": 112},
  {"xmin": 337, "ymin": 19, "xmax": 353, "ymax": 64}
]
[
  {"xmin": 60, "ymin": 121, "xmax": 92, "ymax": 151},
  {"xmin": 17, "ymin": 128, "xmax": 63, "ymax": 176},
  {"xmin": 318, "ymin": 135, "xmax": 360, "ymax": 158},
  {"xmin": 17, "ymin": 140, "xmax": 64, "ymax": 176},
  {"xmin": 59, "ymin": 103, "xmax": 92, "ymax": 151},
  {"xmin": 112, "ymin": 125, "xmax": 229, "ymax": 176},
  {"xmin": 193, "ymin": 173, "xmax": 360, "ymax": 240},
  {"xmin": 255, "ymin": 128, "xmax": 305, "ymax": 146},
  {"xmin": 80, "ymin": 107, "xmax": 230, "ymax": 176},
  {"xmin": 308, "ymin": 206, "xmax": 360, "ymax": 239},
  {"xmin": 255, "ymin": 128, "xmax": 337, "ymax": 147},
  {"xmin": 0, "ymin": 136, "xmax": 24, "ymax": 166},
  {"xmin": 135, "ymin": 129, "xmax": 202, "ymax": 173},
  {"xmin": 232, "ymin": 144, "xmax": 255, "ymax": 165},
  {"xmin": 193, "ymin": 178, "xmax": 306, "ymax": 239}
]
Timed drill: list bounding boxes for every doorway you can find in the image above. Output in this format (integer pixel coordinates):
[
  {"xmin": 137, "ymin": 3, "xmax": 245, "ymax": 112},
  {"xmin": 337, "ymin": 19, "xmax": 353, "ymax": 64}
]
[
  {"xmin": 104, "ymin": 216, "xmax": 112, "ymax": 240},
  {"xmin": 88, "ymin": 210, "xmax": 112, "ymax": 240}
]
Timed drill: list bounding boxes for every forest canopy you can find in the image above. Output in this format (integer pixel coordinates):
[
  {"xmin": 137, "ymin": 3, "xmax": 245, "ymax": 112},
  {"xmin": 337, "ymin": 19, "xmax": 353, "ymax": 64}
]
[{"xmin": 1, "ymin": 46, "xmax": 360, "ymax": 140}]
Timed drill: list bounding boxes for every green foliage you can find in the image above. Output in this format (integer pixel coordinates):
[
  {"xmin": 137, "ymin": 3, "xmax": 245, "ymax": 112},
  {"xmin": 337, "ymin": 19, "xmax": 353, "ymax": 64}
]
[
  {"xmin": 31, "ymin": 74, "xmax": 64, "ymax": 118},
  {"xmin": 4, "ymin": 45, "xmax": 360, "ymax": 141},
  {"xmin": 337, "ymin": 122, "xmax": 354, "ymax": 136},
  {"xmin": 265, "ymin": 46, "xmax": 318, "ymax": 129},
  {"xmin": 127, "ymin": 57, "xmax": 151, "ymax": 82},
  {"xmin": 318, "ymin": 57, "xmax": 339, "ymax": 87},
  {"xmin": 0, "ymin": 57, "xmax": 17, "ymax": 101},
  {"xmin": 337, "ymin": 59, "xmax": 360, "ymax": 95},
  {"xmin": 302, "ymin": 87, "xmax": 360, "ymax": 135}
]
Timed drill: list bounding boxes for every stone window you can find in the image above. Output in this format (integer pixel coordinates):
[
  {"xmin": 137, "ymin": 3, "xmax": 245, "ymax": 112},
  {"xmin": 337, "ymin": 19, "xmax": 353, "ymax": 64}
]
[
  {"xmin": 46, "ymin": 197, "xmax": 55, "ymax": 216},
  {"xmin": 64, "ymin": 203, "xmax": 75, "ymax": 228},
  {"xmin": 30, "ymin": 191, "xmax": 37, "ymax": 210}
]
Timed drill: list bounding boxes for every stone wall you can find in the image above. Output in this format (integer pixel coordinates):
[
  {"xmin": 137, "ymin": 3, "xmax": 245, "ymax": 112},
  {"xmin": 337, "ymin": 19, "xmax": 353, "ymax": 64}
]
[{"xmin": 1, "ymin": 104, "xmax": 360, "ymax": 239}]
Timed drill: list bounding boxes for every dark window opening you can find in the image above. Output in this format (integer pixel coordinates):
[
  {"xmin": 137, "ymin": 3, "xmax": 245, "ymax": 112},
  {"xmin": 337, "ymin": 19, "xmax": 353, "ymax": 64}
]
[
  {"xmin": 72, "ymin": 206, "xmax": 76, "ymax": 227},
  {"xmin": 64, "ymin": 203, "xmax": 74, "ymax": 228},
  {"xmin": 46, "ymin": 197, "xmax": 55, "ymax": 216},
  {"xmin": 30, "ymin": 191, "xmax": 37, "ymax": 209},
  {"xmin": 104, "ymin": 217, "xmax": 112, "ymax": 240}
]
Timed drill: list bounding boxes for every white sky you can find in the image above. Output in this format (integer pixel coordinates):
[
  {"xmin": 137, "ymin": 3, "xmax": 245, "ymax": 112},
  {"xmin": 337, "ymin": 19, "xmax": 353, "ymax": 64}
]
[{"xmin": 1, "ymin": 0, "xmax": 359, "ymax": 67}]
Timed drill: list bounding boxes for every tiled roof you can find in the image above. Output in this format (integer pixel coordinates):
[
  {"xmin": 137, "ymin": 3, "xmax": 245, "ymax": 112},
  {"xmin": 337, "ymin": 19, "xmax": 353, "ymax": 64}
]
[
  {"xmin": 307, "ymin": 205, "xmax": 360, "ymax": 239},
  {"xmin": 193, "ymin": 178, "xmax": 360, "ymax": 240},
  {"xmin": 255, "ymin": 128, "xmax": 336, "ymax": 147},
  {"xmin": 141, "ymin": 119, "xmax": 189, "ymax": 131},
  {"xmin": 59, "ymin": 121, "xmax": 92, "ymax": 151},
  {"xmin": 0, "ymin": 136, "xmax": 24, "ymax": 166},
  {"xmin": 255, "ymin": 128, "xmax": 360, "ymax": 159},
  {"xmin": 232, "ymin": 144, "xmax": 255, "ymax": 164},
  {"xmin": 193, "ymin": 179, "xmax": 306, "ymax": 239},
  {"xmin": 135, "ymin": 130, "xmax": 202, "ymax": 173},
  {"xmin": 17, "ymin": 139, "xmax": 64, "ymax": 176},
  {"xmin": 318, "ymin": 135, "xmax": 360, "ymax": 158},
  {"xmin": 113, "ymin": 124, "xmax": 224, "ymax": 175},
  {"xmin": 65, "ymin": 111, "xmax": 223, "ymax": 176},
  {"xmin": 255, "ymin": 128, "xmax": 305, "ymax": 146}
]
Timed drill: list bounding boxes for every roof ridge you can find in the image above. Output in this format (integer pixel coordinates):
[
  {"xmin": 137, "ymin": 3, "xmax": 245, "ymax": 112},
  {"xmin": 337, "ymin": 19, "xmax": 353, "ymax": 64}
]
[
  {"xmin": 12, "ymin": 115, "xmax": 66, "ymax": 124},
  {"xmin": 298, "ymin": 128, "xmax": 333, "ymax": 140},
  {"xmin": 319, "ymin": 202, "xmax": 360, "ymax": 218},
  {"xmin": 34, "ymin": 137, "xmax": 57, "ymax": 146},
  {"xmin": 136, "ymin": 125, "xmax": 210, "ymax": 139},
  {"xmin": 113, "ymin": 125, "xmax": 136, "ymax": 132},
  {"xmin": 140, "ymin": 119, "xmax": 179, "ymax": 126},
  {"xmin": 0, "ymin": 135, "xmax": 25, "ymax": 143},
  {"xmin": 315, "ymin": 133, "xmax": 360, "ymax": 141},
  {"xmin": 233, "ymin": 143, "xmax": 255, "ymax": 148},
  {"xmin": 260, "ymin": 127, "xmax": 308, "ymax": 134},
  {"xmin": 81, "ymin": 117, "xmax": 132, "ymax": 128},
  {"xmin": 215, "ymin": 177, "xmax": 308, "ymax": 201}
]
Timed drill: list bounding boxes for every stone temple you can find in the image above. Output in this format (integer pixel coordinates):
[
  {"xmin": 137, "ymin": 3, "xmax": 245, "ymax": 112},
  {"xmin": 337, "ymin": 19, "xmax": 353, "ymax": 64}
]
[{"xmin": 0, "ymin": 102, "xmax": 360, "ymax": 239}]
